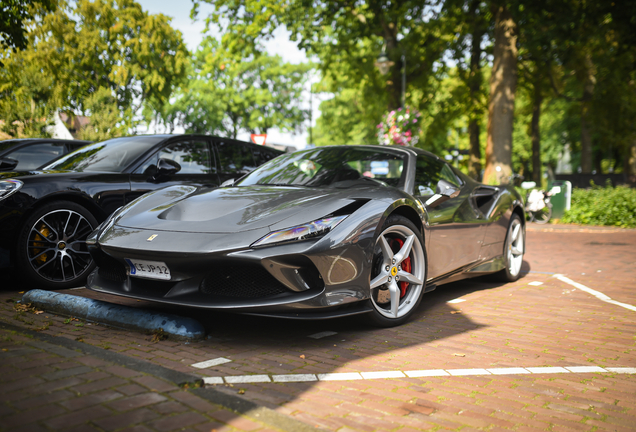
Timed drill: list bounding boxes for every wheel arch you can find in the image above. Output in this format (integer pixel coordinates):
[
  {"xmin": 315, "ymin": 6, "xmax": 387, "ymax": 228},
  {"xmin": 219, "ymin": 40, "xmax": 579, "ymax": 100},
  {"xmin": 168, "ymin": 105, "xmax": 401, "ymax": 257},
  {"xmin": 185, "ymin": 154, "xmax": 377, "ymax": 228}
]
[
  {"xmin": 22, "ymin": 193, "xmax": 107, "ymax": 227},
  {"xmin": 381, "ymin": 200, "xmax": 426, "ymax": 241}
]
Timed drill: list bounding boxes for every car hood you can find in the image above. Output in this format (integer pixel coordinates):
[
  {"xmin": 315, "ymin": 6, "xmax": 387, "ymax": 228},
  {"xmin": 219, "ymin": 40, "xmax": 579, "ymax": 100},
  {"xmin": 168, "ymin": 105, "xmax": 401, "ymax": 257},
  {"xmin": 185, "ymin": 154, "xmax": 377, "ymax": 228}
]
[{"xmin": 115, "ymin": 185, "xmax": 377, "ymax": 234}]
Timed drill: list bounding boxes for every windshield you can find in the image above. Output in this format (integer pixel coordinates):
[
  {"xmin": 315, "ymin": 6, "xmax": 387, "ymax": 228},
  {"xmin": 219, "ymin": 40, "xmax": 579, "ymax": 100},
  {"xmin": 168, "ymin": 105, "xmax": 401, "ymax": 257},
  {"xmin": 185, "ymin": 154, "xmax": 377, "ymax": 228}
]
[
  {"xmin": 0, "ymin": 140, "xmax": 22, "ymax": 153},
  {"xmin": 43, "ymin": 136, "xmax": 163, "ymax": 172},
  {"xmin": 237, "ymin": 146, "xmax": 407, "ymax": 188}
]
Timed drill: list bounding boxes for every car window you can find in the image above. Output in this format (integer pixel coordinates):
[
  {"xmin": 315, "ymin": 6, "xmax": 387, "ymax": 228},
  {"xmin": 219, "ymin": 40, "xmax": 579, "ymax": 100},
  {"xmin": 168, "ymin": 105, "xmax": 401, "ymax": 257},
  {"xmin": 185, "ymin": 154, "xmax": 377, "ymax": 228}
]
[
  {"xmin": 414, "ymin": 155, "xmax": 460, "ymax": 196},
  {"xmin": 7, "ymin": 142, "xmax": 66, "ymax": 170},
  {"xmin": 136, "ymin": 140, "xmax": 214, "ymax": 175},
  {"xmin": 45, "ymin": 136, "xmax": 164, "ymax": 172},
  {"xmin": 216, "ymin": 141, "xmax": 257, "ymax": 174},
  {"xmin": 238, "ymin": 147, "xmax": 406, "ymax": 188}
]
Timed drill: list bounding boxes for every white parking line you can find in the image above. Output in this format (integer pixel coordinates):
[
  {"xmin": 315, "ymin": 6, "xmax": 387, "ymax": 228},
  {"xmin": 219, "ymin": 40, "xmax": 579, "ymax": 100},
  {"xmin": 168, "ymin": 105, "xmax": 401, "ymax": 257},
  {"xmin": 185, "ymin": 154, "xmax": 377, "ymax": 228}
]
[
  {"xmin": 405, "ymin": 369, "xmax": 449, "ymax": 377},
  {"xmin": 191, "ymin": 357, "xmax": 232, "ymax": 369},
  {"xmin": 225, "ymin": 375, "xmax": 271, "ymax": 383},
  {"xmin": 360, "ymin": 371, "xmax": 405, "ymax": 379},
  {"xmin": 525, "ymin": 367, "xmax": 569, "ymax": 374},
  {"xmin": 317, "ymin": 372, "xmax": 363, "ymax": 381},
  {"xmin": 555, "ymin": 274, "xmax": 636, "ymax": 312},
  {"xmin": 202, "ymin": 365, "xmax": 634, "ymax": 385}
]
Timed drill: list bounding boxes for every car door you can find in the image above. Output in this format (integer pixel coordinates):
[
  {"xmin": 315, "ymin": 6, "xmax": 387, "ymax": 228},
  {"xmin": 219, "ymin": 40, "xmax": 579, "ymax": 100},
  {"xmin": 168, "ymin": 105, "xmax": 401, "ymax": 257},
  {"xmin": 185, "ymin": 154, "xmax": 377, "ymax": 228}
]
[
  {"xmin": 414, "ymin": 155, "xmax": 486, "ymax": 279},
  {"xmin": 127, "ymin": 138, "xmax": 219, "ymax": 204},
  {"xmin": 213, "ymin": 139, "xmax": 259, "ymax": 184}
]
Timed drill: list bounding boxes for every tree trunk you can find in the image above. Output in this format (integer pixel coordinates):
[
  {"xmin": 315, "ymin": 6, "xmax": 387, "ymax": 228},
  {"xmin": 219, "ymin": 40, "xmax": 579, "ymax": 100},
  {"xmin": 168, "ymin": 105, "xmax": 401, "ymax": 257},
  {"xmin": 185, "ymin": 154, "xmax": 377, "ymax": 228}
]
[
  {"xmin": 531, "ymin": 75, "xmax": 543, "ymax": 184},
  {"xmin": 484, "ymin": 3, "xmax": 518, "ymax": 185},
  {"xmin": 580, "ymin": 54, "xmax": 595, "ymax": 173},
  {"xmin": 386, "ymin": 37, "xmax": 402, "ymax": 111},
  {"xmin": 467, "ymin": 0, "xmax": 484, "ymax": 181}
]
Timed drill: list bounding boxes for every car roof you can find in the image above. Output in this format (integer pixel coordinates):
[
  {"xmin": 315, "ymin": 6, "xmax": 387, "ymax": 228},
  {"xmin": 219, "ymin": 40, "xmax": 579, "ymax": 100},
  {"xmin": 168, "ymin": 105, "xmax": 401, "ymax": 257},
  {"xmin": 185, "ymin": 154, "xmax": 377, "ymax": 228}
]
[{"xmin": 0, "ymin": 138, "xmax": 92, "ymax": 155}]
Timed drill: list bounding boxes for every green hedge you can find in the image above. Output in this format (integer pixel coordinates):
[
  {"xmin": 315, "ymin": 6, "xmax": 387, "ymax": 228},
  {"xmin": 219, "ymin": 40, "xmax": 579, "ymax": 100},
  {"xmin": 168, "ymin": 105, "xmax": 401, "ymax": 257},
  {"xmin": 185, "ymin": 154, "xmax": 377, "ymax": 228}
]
[{"xmin": 559, "ymin": 183, "xmax": 636, "ymax": 228}]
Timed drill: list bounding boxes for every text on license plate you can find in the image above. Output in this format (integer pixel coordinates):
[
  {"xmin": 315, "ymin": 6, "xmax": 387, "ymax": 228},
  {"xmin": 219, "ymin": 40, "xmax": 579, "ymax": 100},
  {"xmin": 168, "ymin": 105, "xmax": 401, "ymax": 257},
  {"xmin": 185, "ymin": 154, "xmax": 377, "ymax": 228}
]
[{"xmin": 124, "ymin": 259, "xmax": 171, "ymax": 280}]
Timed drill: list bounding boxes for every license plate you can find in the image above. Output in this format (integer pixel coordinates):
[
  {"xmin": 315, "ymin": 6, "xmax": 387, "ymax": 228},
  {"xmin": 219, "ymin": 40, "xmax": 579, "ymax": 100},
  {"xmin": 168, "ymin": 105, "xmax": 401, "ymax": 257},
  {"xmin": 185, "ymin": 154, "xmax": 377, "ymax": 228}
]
[{"xmin": 124, "ymin": 258, "xmax": 171, "ymax": 280}]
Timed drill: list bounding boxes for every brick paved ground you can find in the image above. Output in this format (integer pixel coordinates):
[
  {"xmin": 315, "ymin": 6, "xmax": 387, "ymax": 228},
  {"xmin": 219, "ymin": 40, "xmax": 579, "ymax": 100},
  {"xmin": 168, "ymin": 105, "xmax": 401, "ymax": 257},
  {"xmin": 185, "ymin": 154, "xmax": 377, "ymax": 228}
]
[
  {"xmin": 0, "ymin": 328, "xmax": 315, "ymax": 432},
  {"xmin": 1, "ymin": 224, "xmax": 635, "ymax": 431}
]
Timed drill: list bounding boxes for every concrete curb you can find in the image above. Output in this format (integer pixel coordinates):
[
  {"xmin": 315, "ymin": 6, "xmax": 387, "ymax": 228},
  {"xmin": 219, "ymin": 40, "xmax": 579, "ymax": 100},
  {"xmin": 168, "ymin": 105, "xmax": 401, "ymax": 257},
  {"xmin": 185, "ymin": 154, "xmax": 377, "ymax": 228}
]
[
  {"xmin": 22, "ymin": 289, "xmax": 205, "ymax": 341},
  {"xmin": 0, "ymin": 321, "xmax": 323, "ymax": 432}
]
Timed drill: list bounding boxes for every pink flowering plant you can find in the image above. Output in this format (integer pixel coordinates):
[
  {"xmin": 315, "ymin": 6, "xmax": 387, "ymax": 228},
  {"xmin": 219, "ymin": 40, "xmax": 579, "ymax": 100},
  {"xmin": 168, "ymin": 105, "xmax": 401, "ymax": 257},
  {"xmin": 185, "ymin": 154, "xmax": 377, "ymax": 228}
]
[{"xmin": 377, "ymin": 106, "xmax": 421, "ymax": 146}]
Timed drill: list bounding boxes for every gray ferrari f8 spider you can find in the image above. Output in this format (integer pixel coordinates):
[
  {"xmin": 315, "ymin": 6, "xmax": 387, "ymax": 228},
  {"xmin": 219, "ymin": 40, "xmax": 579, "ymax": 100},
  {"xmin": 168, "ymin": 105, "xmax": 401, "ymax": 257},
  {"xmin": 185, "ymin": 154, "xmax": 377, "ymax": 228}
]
[{"xmin": 86, "ymin": 145, "xmax": 525, "ymax": 326}]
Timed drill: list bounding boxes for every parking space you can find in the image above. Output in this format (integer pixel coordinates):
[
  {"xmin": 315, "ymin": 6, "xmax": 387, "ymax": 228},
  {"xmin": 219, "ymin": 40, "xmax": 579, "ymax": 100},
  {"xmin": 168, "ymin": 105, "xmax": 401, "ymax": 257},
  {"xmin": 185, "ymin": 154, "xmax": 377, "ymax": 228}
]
[{"xmin": 1, "ymin": 225, "xmax": 635, "ymax": 431}]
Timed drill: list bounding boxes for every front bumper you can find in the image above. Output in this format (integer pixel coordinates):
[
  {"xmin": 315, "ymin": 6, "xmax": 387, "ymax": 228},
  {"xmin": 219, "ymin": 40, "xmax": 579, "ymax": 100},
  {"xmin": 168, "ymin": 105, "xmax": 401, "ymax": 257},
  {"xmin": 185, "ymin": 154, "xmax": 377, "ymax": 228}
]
[{"xmin": 86, "ymin": 224, "xmax": 377, "ymax": 317}]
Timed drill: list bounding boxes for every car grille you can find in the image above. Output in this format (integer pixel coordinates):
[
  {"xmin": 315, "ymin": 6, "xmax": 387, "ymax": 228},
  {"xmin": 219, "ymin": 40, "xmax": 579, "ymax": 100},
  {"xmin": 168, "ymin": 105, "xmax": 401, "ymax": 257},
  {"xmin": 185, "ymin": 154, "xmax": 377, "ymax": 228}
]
[
  {"xmin": 93, "ymin": 250, "xmax": 127, "ymax": 283},
  {"xmin": 200, "ymin": 264, "xmax": 290, "ymax": 299}
]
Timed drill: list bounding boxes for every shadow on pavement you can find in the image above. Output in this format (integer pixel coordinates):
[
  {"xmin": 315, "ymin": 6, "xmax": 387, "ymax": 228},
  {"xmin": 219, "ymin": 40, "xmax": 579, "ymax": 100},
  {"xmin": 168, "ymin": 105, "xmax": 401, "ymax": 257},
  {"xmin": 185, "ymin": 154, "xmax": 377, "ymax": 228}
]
[{"xmin": 0, "ymin": 259, "xmax": 533, "ymax": 425}]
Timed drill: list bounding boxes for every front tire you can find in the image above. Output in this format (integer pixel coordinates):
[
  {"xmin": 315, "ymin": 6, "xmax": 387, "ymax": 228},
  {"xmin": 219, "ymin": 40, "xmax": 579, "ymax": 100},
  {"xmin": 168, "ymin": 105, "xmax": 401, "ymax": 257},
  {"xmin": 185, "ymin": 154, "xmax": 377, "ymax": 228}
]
[
  {"xmin": 367, "ymin": 215, "xmax": 427, "ymax": 327},
  {"xmin": 17, "ymin": 201, "xmax": 98, "ymax": 289},
  {"xmin": 497, "ymin": 213, "xmax": 525, "ymax": 282}
]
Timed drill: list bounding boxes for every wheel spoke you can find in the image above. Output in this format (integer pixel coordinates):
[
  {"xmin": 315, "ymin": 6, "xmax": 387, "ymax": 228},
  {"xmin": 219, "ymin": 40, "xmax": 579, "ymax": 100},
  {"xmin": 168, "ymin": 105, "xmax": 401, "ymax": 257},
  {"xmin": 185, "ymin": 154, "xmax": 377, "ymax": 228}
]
[
  {"xmin": 62, "ymin": 211, "xmax": 73, "ymax": 237},
  {"xmin": 511, "ymin": 246, "xmax": 523, "ymax": 256},
  {"xmin": 388, "ymin": 280, "xmax": 400, "ymax": 318},
  {"xmin": 370, "ymin": 272, "xmax": 388, "ymax": 289},
  {"xmin": 393, "ymin": 234, "xmax": 414, "ymax": 265},
  {"xmin": 378, "ymin": 235, "xmax": 394, "ymax": 266},
  {"xmin": 29, "ymin": 248, "xmax": 54, "ymax": 264},
  {"xmin": 66, "ymin": 254, "xmax": 77, "ymax": 279},
  {"xmin": 30, "ymin": 228, "xmax": 56, "ymax": 244},
  {"xmin": 397, "ymin": 269, "xmax": 422, "ymax": 286},
  {"xmin": 39, "ymin": 218, "xmax": 59, "ymax": 240},
  {"xmin": 511, "ymin": 224, "xmax": 521, "ymax": 243}
]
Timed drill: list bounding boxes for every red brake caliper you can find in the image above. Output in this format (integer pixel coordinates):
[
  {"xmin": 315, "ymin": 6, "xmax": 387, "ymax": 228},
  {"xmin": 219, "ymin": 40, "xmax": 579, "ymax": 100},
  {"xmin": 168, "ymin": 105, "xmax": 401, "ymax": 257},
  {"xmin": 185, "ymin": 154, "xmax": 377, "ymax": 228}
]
[{"xmin": 390, "ymin": 238, "xmax": 412, "ymax": 298}]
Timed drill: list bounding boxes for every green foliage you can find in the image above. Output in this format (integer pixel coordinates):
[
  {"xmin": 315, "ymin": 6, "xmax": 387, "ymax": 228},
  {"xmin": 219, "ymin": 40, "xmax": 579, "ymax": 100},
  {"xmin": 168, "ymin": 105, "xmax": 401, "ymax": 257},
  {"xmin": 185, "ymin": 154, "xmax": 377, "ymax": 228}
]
[
  {"xmin": 158, "ymin": 36, "xmax": 312, "ymax": 138},
  {"xmin": 0, "ymin": 33, "xmax": 56, "ymax": 137},
  {"xmin": 560, "ymin": 183, "xmax": 636, "ymax": 228},
  {"xmin": 1, "ymin": 0, "xmax": 188, "ymax": 136},
  {"xmin": 77, "ymin": 88, "xmax": 132, "ymax": 141},
  {"xmin": 0, "ymin": 0, "xmax": 55, "ymax": 60}
]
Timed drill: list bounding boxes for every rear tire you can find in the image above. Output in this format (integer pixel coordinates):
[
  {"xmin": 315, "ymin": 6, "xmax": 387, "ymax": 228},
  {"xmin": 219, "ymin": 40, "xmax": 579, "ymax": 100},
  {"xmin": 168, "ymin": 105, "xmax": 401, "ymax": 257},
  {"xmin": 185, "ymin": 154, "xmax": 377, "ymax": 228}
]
[
  {"xmin": 496, "ymin": 213, "xmax": 525, "ymax": 282},
  {"xmin": 17, "ymin": 201, "xmax": 98, "ymax": 290},
  {"xmin": 366, "ymin": 215, "xmax": 427, "ymax": 327}
]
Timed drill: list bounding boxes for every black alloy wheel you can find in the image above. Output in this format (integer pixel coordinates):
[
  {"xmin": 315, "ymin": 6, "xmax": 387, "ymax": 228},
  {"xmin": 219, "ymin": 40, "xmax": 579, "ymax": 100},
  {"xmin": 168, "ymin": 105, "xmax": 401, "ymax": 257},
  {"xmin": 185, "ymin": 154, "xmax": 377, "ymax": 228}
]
[{"xmin": 17, "ymin": 201, "xmax": 98, "ymax": 289}]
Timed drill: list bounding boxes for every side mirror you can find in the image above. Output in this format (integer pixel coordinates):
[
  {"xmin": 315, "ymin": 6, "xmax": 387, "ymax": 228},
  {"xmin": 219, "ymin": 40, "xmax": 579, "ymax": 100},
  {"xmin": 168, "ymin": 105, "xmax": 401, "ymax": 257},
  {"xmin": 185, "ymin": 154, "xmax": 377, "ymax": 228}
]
[
  {"xmin": 220, "ymin": 178, "xmax": 235, "ymax": 187},
  {"xmin": 156, "ymin": 158, "xmax": 181, "ymax": 176},
  {"xmin": 425, "ymin": 179, "xmax": 460, "ymax": 208},
  {"xmin": 0, "ymin": 157, "xmax": 19, "ymax": 171}
]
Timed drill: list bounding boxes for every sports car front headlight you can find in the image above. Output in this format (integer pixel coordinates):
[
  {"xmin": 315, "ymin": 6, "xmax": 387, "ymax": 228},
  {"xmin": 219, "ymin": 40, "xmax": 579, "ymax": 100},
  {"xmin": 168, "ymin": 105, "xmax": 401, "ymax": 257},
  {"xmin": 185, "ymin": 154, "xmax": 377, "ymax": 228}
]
[
  {"xmin": 0, "ymin": 179, "xmax": 23, "ymax": 201},
  {"xmin": 251, "ymin": 215, "xmax": 348, "ymax": 248}
]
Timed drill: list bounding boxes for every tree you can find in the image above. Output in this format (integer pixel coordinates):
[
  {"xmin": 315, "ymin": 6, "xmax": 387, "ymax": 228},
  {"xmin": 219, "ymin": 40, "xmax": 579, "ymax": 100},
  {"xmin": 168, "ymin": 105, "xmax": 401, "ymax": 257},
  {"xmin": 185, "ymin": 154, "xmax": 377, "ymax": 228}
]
[
  {"xmin": 77, "ymin": 88, "xmax": 132, "ymax": 141},
  {"xmin": 192, "ymin": 0, "xmax": 448, "ymax": 131},
  {"xmin": 1, "ymin": 0, "xmax": 188, "ymax": 137},
  {"xmin": 0, "ymin": 0, "xmax": 55, "ymax": 65},
  {"xmin": 157, "ymin": 37, "xmax": 312, "ymax": 138}
]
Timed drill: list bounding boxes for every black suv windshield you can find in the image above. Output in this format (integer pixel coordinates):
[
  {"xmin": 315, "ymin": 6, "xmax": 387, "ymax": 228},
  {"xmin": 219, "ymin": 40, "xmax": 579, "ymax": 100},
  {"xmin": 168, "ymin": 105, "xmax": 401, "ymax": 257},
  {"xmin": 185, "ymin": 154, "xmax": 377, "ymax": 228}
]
[
  {"xmin": 237, "ymin": 146, "xmax": 407, "ymax": 188},
  {"xmin": 43, "ymin": 136, "xmax": 163, "ymax": 172}
]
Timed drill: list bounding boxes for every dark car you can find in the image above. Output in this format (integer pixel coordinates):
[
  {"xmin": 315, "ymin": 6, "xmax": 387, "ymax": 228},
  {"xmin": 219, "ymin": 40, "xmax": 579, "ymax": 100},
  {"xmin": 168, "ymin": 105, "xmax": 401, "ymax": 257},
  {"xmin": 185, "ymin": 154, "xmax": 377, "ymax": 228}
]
[
  {"xmin": 86, "ymin": 145, "xmax": 526, "ymax": 327},
  {"xmin": 0, "ymin": 134, "xmax": 282, "ymax": 289},
  {"xmin": 0, "ymin": 138, "xmax": 91, "ymax": 171}
]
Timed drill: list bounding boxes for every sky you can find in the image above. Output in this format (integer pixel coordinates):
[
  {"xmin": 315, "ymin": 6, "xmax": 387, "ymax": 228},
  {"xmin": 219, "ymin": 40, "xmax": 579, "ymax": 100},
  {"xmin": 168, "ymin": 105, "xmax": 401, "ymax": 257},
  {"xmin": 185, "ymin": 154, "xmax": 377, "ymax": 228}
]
[{"xmin": 136, "ymin": 0, "xmax": 318, "ymax": 150}]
